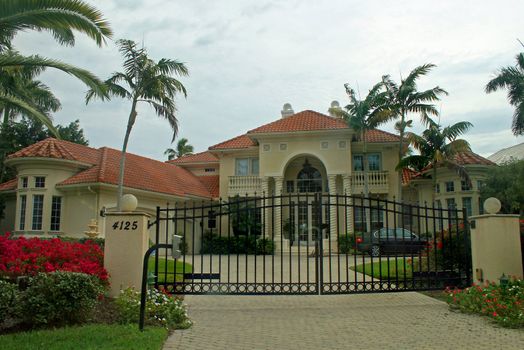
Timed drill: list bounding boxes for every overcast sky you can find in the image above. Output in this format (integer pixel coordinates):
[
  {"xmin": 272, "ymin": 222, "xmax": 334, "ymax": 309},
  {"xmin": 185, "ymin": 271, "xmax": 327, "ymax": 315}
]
[{"xmin": 13, "ymin": 0, "xmax": 524, "ymax": 160}]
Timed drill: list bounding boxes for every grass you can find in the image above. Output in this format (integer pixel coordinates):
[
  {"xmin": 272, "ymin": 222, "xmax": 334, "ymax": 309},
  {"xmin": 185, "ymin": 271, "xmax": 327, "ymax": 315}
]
[
  {"xmin": 351, "ymin": 258, "xmax": 415, "ymax": 280},
  {"xmin": 148, "ymin": 257, "xmax": 192, "ymax": 283},
  {"xmin": 0, "ymin": 324, "xmax": 168, "ymax": 350}
]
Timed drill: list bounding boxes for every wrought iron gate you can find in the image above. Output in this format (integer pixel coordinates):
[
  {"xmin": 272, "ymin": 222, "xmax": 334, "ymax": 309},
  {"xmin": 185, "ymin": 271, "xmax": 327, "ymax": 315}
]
[{"xmin": 149, "ymin": 193, "xmax": 471, "ymax": 295}]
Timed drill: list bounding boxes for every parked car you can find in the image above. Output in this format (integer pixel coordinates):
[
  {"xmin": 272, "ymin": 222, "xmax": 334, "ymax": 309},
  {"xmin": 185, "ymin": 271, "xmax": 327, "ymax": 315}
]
[{"xmin": 355, "ymin": 228, "xmax": 428, "ymax": 257}]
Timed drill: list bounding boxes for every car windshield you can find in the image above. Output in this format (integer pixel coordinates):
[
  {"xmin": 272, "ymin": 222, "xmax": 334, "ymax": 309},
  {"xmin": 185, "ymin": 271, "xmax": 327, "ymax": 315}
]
[{"xmin": 395, "ymin": 228, "xmax": 416, "ymax": 239}]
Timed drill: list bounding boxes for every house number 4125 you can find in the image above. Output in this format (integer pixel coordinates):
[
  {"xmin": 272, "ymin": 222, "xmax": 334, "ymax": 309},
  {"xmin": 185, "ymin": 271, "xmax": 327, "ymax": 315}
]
[{"xmin": 112, "ymin": 221, "xmax": 138, "ymax": 230}]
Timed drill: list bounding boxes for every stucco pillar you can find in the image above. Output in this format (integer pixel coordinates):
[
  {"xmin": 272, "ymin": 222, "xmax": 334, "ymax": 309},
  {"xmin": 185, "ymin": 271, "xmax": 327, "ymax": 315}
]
[
  {"xmin": 104, "ymin": 211, "xmax": 150, "ymax": 297},
  {"xmin": 470, "ymin": 214, "xmax": 523, "ymax": 284},
  {"xmin": 261, "ymin": 177, "xmax": 270, "ymax": 238},
  {"xmin": 274, "ymin": 176, "xmax": 288, "ymax": 251},
  {"xmin": 343, "ymin": 174, "xmax": 354, "ymax": 234},
  {"xmin": 328, "ymin": 174, "xmax": 338, "ymax": 252}
]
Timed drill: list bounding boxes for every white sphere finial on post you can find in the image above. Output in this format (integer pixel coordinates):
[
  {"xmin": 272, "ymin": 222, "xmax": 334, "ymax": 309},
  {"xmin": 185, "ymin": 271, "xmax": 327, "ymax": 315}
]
[
  {"xmin": 121, "ymin": 194, "xmax": 138, "ymax": 212},
  {"xmin": 483, "ymin": 197, "xmax": 501, "ymax": 214}
]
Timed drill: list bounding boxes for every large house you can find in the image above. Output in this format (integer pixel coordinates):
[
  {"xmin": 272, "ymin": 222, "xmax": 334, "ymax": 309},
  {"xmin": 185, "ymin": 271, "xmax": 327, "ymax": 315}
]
[{"xmin": 0, "ymin": 104, "xmax": 495, "ymax": 252}]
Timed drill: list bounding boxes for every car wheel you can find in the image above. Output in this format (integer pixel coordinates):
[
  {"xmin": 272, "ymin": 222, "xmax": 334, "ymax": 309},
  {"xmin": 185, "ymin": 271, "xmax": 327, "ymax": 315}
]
[{"xmin": 370, "ymin": 245, "xmax": 380, "ymax": 257}]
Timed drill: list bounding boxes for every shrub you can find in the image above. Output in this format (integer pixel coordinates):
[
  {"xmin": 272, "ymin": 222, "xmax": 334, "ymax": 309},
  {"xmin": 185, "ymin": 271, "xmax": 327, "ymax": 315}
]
[
  {"xmin": 19, "ymin": 271, "xmax": 104, "ymax": 327},
  {"xmin": 200, "ymin": 233, "xmax": 274, "ymax": 255},
  {"xmin": 446, "ymin": 278, "xmax": 524, "ymax": 328},
  {"xmin": 115, "ymin": 287, "xmax": 191, "ymax": 330},
  {"xmin": 0, "ymin": 280, "xmax": 19, "ymax": 323},
  {"xmin": 0, "ymin": 233, "xmax": 108, "ymax": 284},
  {"xmin": 338, "ymin": 234, "xmax": 354, "ymax": 254}
]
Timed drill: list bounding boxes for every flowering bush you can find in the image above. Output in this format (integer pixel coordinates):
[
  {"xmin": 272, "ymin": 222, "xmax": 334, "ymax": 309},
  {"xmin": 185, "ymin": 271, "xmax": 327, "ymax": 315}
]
[
  {"xmin": 0, "ymin": 233, "xmax": 108, "ymax": 284},
  {"xmin": 446, "ymin": 278, "xmax": 524, "ymax": 328},
  {"xmin": 115, "ymin": 287, "xmax": 192, "ymax": 330}
]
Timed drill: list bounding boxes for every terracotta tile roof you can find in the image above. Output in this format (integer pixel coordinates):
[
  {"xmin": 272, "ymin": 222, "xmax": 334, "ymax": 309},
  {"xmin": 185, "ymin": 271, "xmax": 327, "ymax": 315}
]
[
  {"xmin": 168, "ymin": 151, "xmax": 218, "ymax": 164},
  {"xmin": 7, "ymin": 138, "xmax": 213, "ymax": 198},
  {"xmin": 248, "ymin": 110, "xmax": 348, "ymax": 134},
  {"xmin": 402, "ymin": 168, "xmax": 418, "ymax": 185},
  {"xmin": 455, "ymin": 151, "xmax": 496, "ymax": 166},
  {"xmin": 363, "ymin": 129, "xmax": 400, "ymax": 143},
  {"xmin": 7, "ymin": 138, "xmax": 99, "ymax": 164},
  {"xmin": 209, "ymin": 110, "xmax": 400, "ymax": 150},
  {"xmin": 0, "ymin": 179, "xmax": 17, "ymax": 192},
  {"xmin": 197, "ymin": 175, "xmax": 220, "ymax": 198},
  {"xmin": 208, "ymin": 134, "xmax": 257, "ymax": 150}
]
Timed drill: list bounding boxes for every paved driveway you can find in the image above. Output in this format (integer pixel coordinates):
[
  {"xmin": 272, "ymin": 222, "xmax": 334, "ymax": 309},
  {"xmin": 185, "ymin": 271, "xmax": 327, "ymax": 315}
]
[{"xmin": 164, "ymin": 293, "xmax": 524, "ymax": 350}]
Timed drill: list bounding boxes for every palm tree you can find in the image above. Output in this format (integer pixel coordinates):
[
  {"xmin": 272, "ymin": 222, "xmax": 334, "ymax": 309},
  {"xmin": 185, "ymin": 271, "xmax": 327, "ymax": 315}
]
[
  {"xmin": 485, "ymin": 53, "xmax": 524, "ymax": 136},
  {"xmin": 164, "ymin": 138, "xmax": 194, "ymax": 160},
  {"xmin": 398, "ymin": 116, "xmax": 473, "ymax": 202},
  {"xmin": 382, "ymin": 63, "xmax": 448, "ymax": 202},
  {"xmin": 176, "ymin": 138, "xmax": 194, "ymax": 158},
  {"xmin": 0, "ymin": 0, "xmax": 112, "ymax": 131},
  {"xmin": 86, "ymin": 39, "xmax": 188, "ymax": 209},
  {"xmin": 331, "ymin": 82, "xmax": 392, "ymax": 196},
  {"xmin": 164, "ymin": 148, "xmax": 176, "ymax": 161}
]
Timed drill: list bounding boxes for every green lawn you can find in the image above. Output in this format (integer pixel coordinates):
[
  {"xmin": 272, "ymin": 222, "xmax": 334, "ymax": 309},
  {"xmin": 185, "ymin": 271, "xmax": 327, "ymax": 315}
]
[
  {"xmin": 351, "ymin": 258, "xmax": 415, "ymax": 280},
  {"xmin": 0, "ymin": 324, "xmax": 167, "ymax": 350},
  {"xmin": 148, "ymin": 257, "xmax": 192, "ymax": 283}
]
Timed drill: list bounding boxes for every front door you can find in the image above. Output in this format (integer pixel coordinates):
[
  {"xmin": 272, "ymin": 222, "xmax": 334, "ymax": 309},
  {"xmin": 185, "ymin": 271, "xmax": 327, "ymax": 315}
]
[{"xmin": 290, "ymin": 199, "xmax": 325, "ymax": 246}]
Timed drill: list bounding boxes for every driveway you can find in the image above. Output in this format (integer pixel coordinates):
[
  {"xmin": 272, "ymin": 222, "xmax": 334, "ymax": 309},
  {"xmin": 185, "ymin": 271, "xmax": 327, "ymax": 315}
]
[{"xmin": 163, "ymin": 292, "xmax": 524, "ymax": 350}]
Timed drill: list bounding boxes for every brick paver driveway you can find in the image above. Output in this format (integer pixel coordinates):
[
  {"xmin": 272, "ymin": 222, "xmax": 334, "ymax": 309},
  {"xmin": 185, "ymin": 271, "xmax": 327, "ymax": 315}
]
[{"xmin": 164, "ymin": 292, "xmax": 524, "ymax": 350}]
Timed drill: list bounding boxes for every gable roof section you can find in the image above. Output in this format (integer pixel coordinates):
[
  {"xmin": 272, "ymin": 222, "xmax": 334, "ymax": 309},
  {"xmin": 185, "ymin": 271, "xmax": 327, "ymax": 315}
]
[
  {"xmin": 209, "ymin": 134, "xmax": 257, "ymax": 150},
  {"xmin": 363, "ymin": 129, "xmax": 400, "ymax": 143},
  {"xmin": 168, "ymin": 151, "xmax": 218, "ymax": 164},
  {"xmin": 7, "ymin": 138, "xmax": 213, "ymax": 198},
  {"xmin": 402, "ymin": 168, "xmax": 418, "ymax": 185},
  {"xmin": 248, "ymin": 110, "xmax": 348, "ymax": 134},
  {"xmin": 0, "ymin": 179, "xmax": 17, "ymax": 192},
  {"xmin": 197, "ymin": 175, "xmax": 220, "ymax": 198}
]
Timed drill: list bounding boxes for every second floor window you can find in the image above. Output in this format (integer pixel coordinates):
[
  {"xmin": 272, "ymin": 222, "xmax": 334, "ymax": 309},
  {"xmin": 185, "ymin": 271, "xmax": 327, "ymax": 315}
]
[
  {"xmin": 461, "ymin": 180, "xmax": 472, "ymax": 191},
  {"xmin": 21, "ymin": 177, "xmax": 28, "ymax": 188},
  {"xmin": 462, "ymin": 197, "xmax": 472, "ymax": 216},
  {"xmin": 353, "ymin": 154, "xmax": 381, "ymax": 171},
  {"xmin": 445, "ymin": 181, "xmax": 454, "ymax": 192},
  {"xmin": 35, "ymin": 176, "xmax": 46, "ymax": 188},
  {"xmin": 235, "ymin": 158, "xmax": 259, "ymax": 176}
]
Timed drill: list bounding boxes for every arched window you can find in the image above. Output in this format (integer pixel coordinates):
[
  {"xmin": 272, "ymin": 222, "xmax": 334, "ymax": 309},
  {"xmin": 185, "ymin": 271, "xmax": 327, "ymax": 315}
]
[{"xmin": 297, "ymin": 159, "xmax": 323, "ymax": 192}]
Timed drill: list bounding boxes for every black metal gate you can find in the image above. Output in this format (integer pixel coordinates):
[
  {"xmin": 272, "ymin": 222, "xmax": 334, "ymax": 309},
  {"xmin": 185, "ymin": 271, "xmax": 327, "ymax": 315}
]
[{"xmin": 148, "ymin": 193, "xmax": 471, "ymax": 295}]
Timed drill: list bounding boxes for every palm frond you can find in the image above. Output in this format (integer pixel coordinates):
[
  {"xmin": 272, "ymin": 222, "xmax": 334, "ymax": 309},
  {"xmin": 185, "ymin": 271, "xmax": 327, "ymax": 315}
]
[
  {"xmin": 141, "ymin": 99, "xmax": 178, "ymax": 142},
  {"xmin": 0, "ymin": 0, "xmax": 113, "ymax": 47},
  {"xmin": 0, "ymin": 53, "xmax": 107, "ymax": 98},
  {"xmin": 442, "ymin": 121, "xmax": 473, "ymax": 140},
  {"xmin": 0, "ymin": 94, "xmax": 59, "ymax": 137}
]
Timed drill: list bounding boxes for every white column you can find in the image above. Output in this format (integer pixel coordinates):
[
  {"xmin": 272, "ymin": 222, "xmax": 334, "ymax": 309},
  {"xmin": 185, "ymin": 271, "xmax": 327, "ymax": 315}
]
[
  {"xmin": 261, "ymin": 177, "xmax": 270, "ymax": 238},
  {"xmin": 274, "ymin": 176, "xmax": 288, "ymax": 251},
  {"xmin": 328, "ymin": 174, "xmax": 338, "ymax": 252},
  {"xmin": 343, "ymin": 174, "xmax": 354, "ymax": 234}
]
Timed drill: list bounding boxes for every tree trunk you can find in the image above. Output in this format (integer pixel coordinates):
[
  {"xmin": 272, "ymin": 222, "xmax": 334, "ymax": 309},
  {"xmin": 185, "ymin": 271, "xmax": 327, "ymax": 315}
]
[
  {"xmin": 432, "ymin": 165, "xmax": 437, "ymax": 204},
  {"xmin": 117, "ymin": 98, "xmax": 138, "ymax": 211},
  {"xmin": 362, "ymin": 131, "xmax": 372, "ymax": 233},
  {"xmin": 397, "ymin": 112, "xmax": 405, "ymax": 203}
]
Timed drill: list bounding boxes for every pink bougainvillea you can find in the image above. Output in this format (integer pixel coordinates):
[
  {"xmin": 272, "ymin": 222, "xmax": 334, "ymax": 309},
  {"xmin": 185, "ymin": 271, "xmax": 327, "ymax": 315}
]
[{"xmin": 0, "ymin": 233, "xmax": 108, "ymax": 284}]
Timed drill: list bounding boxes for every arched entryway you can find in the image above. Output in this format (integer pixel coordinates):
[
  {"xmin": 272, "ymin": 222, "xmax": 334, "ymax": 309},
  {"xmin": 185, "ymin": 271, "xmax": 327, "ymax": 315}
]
[{"xmin": 282, "ymin": 155, "xmax": 328, "ymax": 246}]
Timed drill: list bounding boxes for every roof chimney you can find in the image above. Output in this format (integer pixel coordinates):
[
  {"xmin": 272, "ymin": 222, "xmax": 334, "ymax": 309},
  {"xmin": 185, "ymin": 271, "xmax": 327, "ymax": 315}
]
[
  {"xmin": 329, "ymin": 100, "xmax": 341, "ymax": 118},
  {"xmin": 281, "ymin": 103, "xmax": 294, "ymax": 118}
]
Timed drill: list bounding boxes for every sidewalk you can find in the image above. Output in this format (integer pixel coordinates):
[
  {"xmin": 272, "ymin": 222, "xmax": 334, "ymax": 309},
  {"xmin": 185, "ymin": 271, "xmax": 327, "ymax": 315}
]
[{"xmin": 164, "ymin": 292, "xmax": 524, "ymax": 350}]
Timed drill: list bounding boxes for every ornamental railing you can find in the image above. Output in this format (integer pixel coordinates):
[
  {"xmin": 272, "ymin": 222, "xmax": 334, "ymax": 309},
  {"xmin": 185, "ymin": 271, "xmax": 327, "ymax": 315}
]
[
  {"xmin": 352, "ymin": 171, "xmax": 389, "ymax": 193},
  {"xmin": 228, "ymin": 175, "xmax": 262, "ymax": 196}
]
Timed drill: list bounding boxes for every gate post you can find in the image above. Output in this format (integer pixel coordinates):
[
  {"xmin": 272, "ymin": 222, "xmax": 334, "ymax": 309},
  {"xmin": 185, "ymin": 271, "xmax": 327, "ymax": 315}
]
[
  {"xmin": 469, "ymin": 198, "xmax": 523, "ymax": 285},
  {"xmin": 104, "ymin": 194, "xmax": 151, "ymax": 297}
]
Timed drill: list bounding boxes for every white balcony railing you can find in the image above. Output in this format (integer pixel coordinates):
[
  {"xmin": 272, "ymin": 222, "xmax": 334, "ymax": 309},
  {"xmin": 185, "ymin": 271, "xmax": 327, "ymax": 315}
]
[
  {"xmin": 352, "ymin": 171, "xmax": 389, "ymax": 193},
  {"xmin": 228, "ymin": 176, "xmax": 262, "ymax": 196}
]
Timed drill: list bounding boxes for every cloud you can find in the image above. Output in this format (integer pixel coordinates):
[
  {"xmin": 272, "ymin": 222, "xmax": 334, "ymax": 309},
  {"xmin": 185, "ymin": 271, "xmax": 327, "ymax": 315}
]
[{"xmin": 10, "ymin": 0, "xmax": 524, "ymax": 160}]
